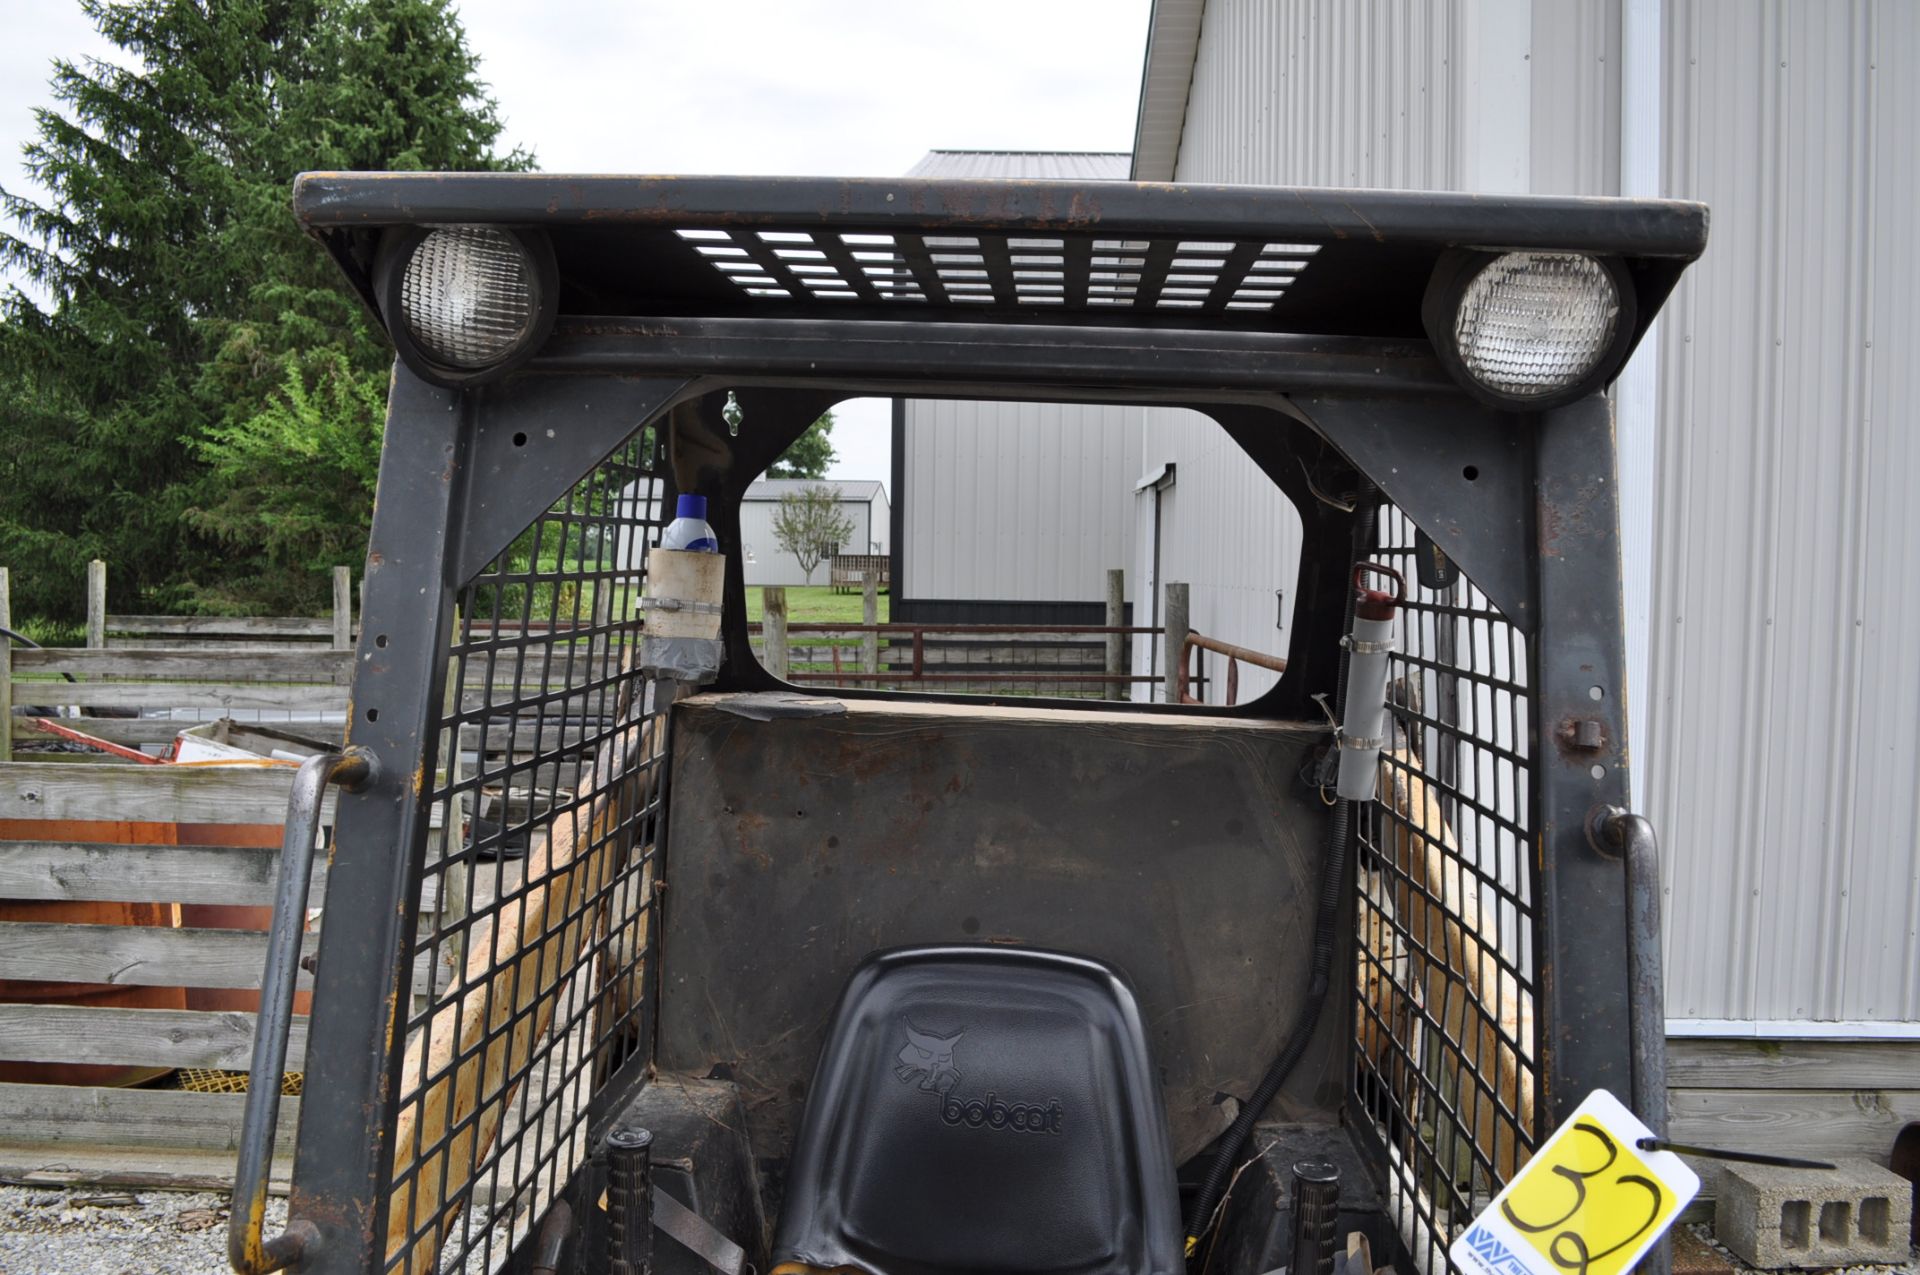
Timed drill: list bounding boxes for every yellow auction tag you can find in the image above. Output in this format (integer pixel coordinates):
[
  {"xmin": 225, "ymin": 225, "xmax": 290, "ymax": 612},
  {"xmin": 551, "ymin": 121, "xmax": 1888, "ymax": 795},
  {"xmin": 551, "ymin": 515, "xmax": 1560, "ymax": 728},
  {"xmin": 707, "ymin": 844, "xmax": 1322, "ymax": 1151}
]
[{"xmin": 1450, "ymin": 1090, "xmax": 1700, "ymax": 1275}]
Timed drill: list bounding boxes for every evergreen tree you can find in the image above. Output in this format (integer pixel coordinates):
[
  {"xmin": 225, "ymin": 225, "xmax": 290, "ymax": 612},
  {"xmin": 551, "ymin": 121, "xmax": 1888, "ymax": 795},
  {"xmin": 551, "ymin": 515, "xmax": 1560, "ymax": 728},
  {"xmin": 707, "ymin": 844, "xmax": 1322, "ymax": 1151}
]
[{"xmin": 0, "ymin": 0, "xmax": 527, "ymax": 619}]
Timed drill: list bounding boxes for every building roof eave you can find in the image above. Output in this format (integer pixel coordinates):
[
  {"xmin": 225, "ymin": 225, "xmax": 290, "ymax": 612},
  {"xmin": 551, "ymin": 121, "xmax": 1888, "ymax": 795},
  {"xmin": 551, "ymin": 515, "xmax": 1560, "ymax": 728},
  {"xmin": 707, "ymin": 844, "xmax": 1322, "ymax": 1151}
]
[{"xmin": 1129, "ymin": 0, "xmax": 1206, "ymax": 182}]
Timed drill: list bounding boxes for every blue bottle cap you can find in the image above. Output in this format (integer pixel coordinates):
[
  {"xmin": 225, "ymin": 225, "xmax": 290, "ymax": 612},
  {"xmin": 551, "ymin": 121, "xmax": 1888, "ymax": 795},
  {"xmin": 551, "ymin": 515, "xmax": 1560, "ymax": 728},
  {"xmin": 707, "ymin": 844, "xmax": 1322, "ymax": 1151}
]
[{"xmin": 675, "ymin": 493, "xmax": 708, "ymax": 520}]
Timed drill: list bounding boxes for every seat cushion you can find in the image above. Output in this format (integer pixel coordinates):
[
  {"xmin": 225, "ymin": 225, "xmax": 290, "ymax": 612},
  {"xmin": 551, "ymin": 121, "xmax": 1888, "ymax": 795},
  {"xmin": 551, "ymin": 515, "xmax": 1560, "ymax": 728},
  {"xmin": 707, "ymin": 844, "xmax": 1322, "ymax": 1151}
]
[{"xmin": 772, "ymin": 946, "xmax": 1181, "ymax": 1275}]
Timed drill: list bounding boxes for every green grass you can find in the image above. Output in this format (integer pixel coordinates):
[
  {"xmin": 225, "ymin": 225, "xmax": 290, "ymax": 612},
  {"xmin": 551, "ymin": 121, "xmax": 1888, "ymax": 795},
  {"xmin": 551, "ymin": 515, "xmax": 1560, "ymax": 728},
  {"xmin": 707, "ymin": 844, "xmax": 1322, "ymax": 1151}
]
[
  {"xmin": 744, "ymin": 586, "xmax": 890, "ymax": 625},
  {"xmin": 4, "ymin": 617, "xmax": 84, "ymax": 647}
]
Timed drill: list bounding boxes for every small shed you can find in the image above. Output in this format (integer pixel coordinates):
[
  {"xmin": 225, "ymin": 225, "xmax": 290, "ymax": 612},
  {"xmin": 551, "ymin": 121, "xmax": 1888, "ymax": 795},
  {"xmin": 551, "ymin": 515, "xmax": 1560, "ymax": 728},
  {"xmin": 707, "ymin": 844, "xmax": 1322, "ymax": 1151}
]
[{"xmin": 741, "ymin": 479, "xmax": 889, "ymax": 588}]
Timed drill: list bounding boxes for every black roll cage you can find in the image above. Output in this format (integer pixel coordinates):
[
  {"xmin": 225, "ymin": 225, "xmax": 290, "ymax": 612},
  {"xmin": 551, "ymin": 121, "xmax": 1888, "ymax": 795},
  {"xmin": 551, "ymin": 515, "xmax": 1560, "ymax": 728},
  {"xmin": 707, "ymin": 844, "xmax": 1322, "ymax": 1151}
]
[{"xmin": 256, "ymin": 173, "xmax": 1705, "ymax": 1275}]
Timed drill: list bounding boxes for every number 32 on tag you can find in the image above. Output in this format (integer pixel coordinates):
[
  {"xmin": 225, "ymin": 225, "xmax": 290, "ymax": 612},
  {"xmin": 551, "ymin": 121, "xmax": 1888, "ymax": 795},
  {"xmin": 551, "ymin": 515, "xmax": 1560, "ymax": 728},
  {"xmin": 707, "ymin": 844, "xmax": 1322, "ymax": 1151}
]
[{"xmin": 1450, "ymin": 1090, "xmax": 1700, "ymax": 1275}]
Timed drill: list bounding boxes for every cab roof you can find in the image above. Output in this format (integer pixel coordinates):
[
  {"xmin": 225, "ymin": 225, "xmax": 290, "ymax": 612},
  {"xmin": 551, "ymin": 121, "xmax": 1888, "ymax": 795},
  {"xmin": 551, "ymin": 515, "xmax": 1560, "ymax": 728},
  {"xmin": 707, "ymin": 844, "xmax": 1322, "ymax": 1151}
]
[{"xmin": 293, "ymin": 172, "xmax": 1707, "ymax": 353}]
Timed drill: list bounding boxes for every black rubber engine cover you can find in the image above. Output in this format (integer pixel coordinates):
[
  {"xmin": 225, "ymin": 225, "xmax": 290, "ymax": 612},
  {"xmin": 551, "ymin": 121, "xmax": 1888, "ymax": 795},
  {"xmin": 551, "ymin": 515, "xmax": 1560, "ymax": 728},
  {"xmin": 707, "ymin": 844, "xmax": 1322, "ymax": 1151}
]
[{"xmin": 772, "ymin": 946, "xmax": 1181, "ymax": 1275}]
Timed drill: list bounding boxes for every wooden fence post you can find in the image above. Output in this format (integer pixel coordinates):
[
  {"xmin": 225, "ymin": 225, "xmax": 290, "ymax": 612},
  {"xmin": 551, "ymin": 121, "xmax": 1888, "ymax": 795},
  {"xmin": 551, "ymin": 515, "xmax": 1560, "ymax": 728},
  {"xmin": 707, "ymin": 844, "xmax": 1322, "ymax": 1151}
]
[
  {"xmin": 86, "ymin": 559, "xmax": 107, "ymax": 652},
  {"xmin": 1104, "ymin": 568, "xmax": 1125, "ymax": 701},
  {"xmin": 764, "ymin": 587, "xmax": 789, "ymax": 679},
  {"xmin": 1162, "ymin": 582, "xmax": 1189, "ymax": 704},
  {"xmin": 861, "ymin": 570, "xmax": 879, "ymax": 675},
  {"xmin": 0, "ymin": 567, "xmax": 11, "ymax": 763},
  {"xmin": 332, "ymin": 566, "xmax": 353, "ymax": 650}
]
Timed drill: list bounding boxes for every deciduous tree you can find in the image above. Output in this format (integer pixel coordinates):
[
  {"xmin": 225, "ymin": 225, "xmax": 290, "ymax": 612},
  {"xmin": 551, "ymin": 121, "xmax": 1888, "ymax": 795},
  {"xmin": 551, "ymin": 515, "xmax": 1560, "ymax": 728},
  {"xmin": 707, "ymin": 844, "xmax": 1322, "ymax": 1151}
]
[{"xmin": 770, "ymin": 485, "xmax": 855, "ymax": 585}]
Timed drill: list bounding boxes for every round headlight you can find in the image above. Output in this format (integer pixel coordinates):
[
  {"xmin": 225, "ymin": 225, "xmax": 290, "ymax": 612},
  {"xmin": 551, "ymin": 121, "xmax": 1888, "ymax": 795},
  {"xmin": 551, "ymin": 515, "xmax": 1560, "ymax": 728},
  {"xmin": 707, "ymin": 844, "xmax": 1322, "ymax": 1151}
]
[
  {"xmin": 400, "ymin": 226, "xmax": 540, "ymax": 369},
  {"xmin": 1452, "ymin": 252, "xmax": 1619, "ymax": 397},
  {"xmin": 375, "ymin": 224, "xmax": 558, "ymax": 388}
]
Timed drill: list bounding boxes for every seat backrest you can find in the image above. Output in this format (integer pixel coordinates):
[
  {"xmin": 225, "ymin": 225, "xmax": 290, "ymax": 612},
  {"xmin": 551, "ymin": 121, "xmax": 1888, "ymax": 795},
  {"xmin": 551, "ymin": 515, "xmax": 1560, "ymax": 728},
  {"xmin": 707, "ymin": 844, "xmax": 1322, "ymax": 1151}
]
[{"xmin": 773, "ymin": 945, "xmax": 1182, "ymax": 1275}]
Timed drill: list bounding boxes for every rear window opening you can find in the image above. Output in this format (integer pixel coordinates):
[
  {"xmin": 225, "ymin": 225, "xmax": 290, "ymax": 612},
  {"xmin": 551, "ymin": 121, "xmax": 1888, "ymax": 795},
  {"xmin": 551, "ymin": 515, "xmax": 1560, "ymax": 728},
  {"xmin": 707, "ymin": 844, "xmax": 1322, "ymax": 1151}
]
[{"xmin": 739, "ymin": 396, "xmax": 1304, "ymax": 707}]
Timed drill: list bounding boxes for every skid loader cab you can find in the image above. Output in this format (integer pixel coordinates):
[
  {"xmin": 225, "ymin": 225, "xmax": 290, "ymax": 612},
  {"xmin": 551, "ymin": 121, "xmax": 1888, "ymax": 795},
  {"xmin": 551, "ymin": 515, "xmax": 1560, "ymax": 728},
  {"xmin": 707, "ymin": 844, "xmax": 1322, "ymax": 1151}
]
[{"xmin": 229, "ymin": 173, "xmax": 1705, "ymax": 1275}]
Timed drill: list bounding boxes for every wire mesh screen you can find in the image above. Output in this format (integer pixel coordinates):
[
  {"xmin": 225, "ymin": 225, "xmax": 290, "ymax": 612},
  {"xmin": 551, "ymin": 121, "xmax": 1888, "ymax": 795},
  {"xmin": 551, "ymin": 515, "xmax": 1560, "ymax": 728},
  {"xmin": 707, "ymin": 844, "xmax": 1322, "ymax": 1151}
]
[
  {"xmin": 382, "ymin": 426, "xmax": 669, "ymax": 1275},
  {"xmin": 1352, "ymin": 504, "xmax": 1540, "ymax": 1275}
]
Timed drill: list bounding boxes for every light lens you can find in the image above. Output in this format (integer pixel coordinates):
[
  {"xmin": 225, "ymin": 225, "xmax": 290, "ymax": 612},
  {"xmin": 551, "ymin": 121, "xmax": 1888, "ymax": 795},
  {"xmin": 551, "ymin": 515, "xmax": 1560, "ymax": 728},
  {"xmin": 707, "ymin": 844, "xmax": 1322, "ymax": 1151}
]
[
  {"xmin": 1454, "ymin": 252, "xmax": 1619, "ymax": 397},
  {"xmin": 400, "ymin": 226, "xmax": 538, "ymax": 369}
]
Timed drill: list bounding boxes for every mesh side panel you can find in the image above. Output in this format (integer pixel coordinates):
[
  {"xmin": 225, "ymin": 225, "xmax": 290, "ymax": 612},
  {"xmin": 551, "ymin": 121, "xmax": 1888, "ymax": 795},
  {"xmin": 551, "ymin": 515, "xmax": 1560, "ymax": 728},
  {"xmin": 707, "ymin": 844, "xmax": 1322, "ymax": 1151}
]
[
  {"xmin": 382, "ymin": 427, "xmax": 667, "ymax": 1275},
  {"xmin": 1352, "ymin": 505, "xmax": 1540, "ymax": 1275}
]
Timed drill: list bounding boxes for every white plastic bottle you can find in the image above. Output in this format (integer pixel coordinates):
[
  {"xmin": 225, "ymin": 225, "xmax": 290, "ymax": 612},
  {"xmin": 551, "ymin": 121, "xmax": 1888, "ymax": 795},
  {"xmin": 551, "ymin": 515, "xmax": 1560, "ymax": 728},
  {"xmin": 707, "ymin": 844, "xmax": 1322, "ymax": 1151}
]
[{"xmin": 661, "ymin": 494, "xmax": 719, "ymax": 552}]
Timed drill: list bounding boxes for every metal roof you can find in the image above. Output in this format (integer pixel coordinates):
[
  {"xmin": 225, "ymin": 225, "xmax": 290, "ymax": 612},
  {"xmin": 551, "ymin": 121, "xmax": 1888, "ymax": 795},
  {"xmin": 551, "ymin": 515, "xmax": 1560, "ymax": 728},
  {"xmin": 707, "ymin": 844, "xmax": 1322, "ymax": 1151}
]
[
  {"xmin": 905, "ymin": 150, "xmax": 1130, "ymax": 181},
  {"xmin": 744, "ymin": 479, "xmax": 887, "ymax": 504}
]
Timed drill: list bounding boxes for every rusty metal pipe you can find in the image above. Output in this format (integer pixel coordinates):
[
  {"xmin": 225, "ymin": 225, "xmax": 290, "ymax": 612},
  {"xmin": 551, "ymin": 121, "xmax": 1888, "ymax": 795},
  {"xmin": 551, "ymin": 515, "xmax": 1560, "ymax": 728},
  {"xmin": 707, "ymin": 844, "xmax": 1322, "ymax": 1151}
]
[
  {"xmin": 1591, "ymin": 805, "xmax": 1670, "ymax": 1275},
  {"xmin": 229, "ymin": 748, "xmax": 377, "ymax": 1275}
]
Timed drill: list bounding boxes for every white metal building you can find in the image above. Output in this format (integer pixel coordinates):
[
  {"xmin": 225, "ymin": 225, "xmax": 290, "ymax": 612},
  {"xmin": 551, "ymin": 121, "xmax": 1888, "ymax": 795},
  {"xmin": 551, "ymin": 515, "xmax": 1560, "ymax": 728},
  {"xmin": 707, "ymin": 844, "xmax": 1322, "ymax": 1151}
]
[
  {"xmin": 891, "ymin": 151, "xmax": 1146, "ymax": 626},
  {"xmin": 1129, "ymin": 0, "xmax": 1920, "ymax": 1144},
  {"xmin": 741, "ymin": 479, "xmax": 889, "ymax": 588}
]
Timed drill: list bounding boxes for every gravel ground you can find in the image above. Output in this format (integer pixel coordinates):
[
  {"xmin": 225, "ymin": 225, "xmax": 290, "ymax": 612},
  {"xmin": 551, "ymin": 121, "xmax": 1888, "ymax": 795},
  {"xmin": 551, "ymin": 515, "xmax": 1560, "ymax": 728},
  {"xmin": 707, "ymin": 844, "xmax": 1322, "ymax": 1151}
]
[
  {"xmin": 0, "ymin": 1185, "xmax": 253, "ymax": 1275},
  {"xmin": 3, "ymin": 1185, "xmax": 1912, "ymax": 1275},
  {"xmin": 1681, "ymin": 1219, "xmax": 1919, "ymax": 1275},
  {"xmin": 0, "ymin": 1186, "xmax": 517, "ymax": 1275}
]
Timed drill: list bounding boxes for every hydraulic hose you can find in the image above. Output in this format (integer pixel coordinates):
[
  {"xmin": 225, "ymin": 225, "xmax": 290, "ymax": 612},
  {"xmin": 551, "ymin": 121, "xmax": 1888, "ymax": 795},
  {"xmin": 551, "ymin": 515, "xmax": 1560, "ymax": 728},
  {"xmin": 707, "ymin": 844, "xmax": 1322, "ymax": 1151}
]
[{"xmin": 1183, "ymin": 492, "xmax": 1378, "ymax": 1253}]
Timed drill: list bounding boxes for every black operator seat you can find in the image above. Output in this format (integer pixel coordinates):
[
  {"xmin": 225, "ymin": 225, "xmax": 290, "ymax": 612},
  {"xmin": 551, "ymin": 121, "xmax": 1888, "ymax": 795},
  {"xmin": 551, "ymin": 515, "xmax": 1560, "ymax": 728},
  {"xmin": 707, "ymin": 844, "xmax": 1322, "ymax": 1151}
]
[{"xmin": 771, "ymin": 946, "xmax": 1182, "ymax": 1275}]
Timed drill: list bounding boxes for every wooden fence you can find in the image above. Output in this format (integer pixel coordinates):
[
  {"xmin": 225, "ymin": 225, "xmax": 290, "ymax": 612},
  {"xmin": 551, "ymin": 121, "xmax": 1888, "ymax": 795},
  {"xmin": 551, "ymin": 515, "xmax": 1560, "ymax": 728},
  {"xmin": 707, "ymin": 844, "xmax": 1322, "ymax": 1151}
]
[
  {"xmin": 828, "ymin": 554, "xmax": 890, "ymax": 593},
  {"xmin": 0, "ymin": 562, "xmax": 461, "ymax": 1185},
  {"xmin": 756, "ymin": 573, "xmax": 1160, "ymax": 700}
]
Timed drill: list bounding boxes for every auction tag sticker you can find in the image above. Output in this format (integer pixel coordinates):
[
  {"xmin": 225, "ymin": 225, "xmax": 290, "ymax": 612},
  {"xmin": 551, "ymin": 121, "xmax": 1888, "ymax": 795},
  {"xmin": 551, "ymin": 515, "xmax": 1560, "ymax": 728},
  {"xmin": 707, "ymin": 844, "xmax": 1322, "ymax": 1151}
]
[{"xmin": 1450, "ymin": 1090, "xmax": 1699, "ymax": 1275}]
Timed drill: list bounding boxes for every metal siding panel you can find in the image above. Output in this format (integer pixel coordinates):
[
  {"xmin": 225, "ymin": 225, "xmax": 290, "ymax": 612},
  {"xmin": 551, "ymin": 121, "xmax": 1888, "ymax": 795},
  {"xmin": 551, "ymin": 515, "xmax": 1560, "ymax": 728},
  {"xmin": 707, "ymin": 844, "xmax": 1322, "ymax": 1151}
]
[
  {"xmin": 1650, "ymin": 0, "xmax": 1918, "ymax": 1024},
  {"xmin": 1531, "ymin": 0, "xmax": 1623, "ymax": 195},
  {"xmin": 899, "ymin": 399, "xmax": 1143, "ymax": 605},
  {"xmin": 1140, "ymin": 407, "xmax": 1299, "ymax": 704},
  {"xmin": 1172, "ymin": 2, "xmax": 1464, "ymax": 199},
  {"xmin": 1157, "ymin": 0, "xmax": 1914, "ymax": 1023},
  {"xmin": 1862, "ymin": 0, "xmax": 1920, "ymax": 1024}
]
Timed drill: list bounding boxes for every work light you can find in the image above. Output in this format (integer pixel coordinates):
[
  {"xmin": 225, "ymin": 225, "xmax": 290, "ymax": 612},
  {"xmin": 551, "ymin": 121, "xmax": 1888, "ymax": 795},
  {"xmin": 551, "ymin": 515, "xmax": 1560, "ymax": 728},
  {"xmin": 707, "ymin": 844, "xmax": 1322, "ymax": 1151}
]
[
  {"xmin": 375, "ymin": 224, "xmax": 558, "ymax": 387},
  {"xmin": 1423, "ymin": 249, "xmax": 1635, "ymax": 409}
]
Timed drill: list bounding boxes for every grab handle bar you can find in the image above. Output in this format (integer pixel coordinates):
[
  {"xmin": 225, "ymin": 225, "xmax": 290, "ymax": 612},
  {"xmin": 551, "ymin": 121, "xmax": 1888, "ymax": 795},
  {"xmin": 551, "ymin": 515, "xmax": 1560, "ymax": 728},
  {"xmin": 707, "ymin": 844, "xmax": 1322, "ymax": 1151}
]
[{"xmin": 230, "ymin": 747, "xmax": 376, "ymax": 1274}]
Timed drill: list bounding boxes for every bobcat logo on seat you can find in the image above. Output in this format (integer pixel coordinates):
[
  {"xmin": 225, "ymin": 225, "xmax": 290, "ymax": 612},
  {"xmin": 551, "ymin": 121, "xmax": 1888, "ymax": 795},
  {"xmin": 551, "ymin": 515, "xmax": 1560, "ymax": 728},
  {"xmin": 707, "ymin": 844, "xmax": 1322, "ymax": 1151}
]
[{"xmin": 894, "ymin": 1025, "xmax": 963, "ymax": 1094}]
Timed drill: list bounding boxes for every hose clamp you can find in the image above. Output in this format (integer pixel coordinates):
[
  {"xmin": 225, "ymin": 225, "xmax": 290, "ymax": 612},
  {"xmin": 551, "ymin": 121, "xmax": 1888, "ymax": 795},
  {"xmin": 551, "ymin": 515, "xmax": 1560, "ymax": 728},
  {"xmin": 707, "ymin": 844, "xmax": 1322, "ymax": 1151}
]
[
  {"xmin": 1340, "ymin": 635, "xmax": 1397, "ymax": 655},
  {"xmin": 1336, "ymin": 733, "xmax": 1387, "ymax": 751},
  {"xmin": 641, "ymin": 598, "xmax": 723, "ymax": 616}
]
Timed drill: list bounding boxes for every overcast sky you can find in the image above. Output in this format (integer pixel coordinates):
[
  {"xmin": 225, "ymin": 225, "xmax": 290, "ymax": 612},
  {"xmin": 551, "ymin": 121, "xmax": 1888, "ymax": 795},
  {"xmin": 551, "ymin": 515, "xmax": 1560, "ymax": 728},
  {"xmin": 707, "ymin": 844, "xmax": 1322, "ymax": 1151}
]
[{"xmin": 0, "ymin": 0, "xmax": 1152, "ymax": 485}]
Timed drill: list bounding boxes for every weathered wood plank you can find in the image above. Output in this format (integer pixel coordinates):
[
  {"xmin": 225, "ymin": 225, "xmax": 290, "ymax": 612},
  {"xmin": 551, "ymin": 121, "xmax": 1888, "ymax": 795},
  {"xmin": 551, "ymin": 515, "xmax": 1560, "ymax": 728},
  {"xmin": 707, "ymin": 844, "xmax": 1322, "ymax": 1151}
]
[
  {"xmin": 0, "ymin": 1145, "xmax": 288, "ymax": 1194},
  {"xmin": 108, "ymin": 614, "xmax": 333, "ymax": 638},
  {"xmin": 37, "ymin": 718, "xmax": 344, "ymax": 748},
  {"xmin": 14, "ymin": 646, "xmax": 352, "ymax": 680},
  {"xmin": 1668, "ymin": 1087, "xmax": 1920, "ymax": 1161},
  {"xmin": 0, "ymin": 921, "xmax": 306, "ymax": 989},
  {"xmin": 0, "ymin": 762, "xmax": 329, "ymax": 823},
  {"xmin": 26, "ymin": 682, "xmax": 349, "ymax": 711},
  {"xmin": 0, "ymin": 1004, "xmax": 307, "ymax": 1069},
  {"xmin": 106, "ymin": 638, "xmax": 337, "ymax": 652},
  {"xmin": 0, "ymin": 841, "xmax": 439, "ymax": 911},
  {"xmin": 0, "ymin": 841, "xmax": 310, "ymax": 904},
  {"xmin": 1668, "ymin": 1037, "xmax": 1920, "ymax": 1090},
  {"xmin": 0, "ymin": 1082, "xmax": 297, "ymax": 1153},
  {"xmin": 20, "ymin": 678, "xmax": 616, "ymax": 712},
  {"xmin": 0, "ymin": 922, "xmax": 437, "ymax": 995}
]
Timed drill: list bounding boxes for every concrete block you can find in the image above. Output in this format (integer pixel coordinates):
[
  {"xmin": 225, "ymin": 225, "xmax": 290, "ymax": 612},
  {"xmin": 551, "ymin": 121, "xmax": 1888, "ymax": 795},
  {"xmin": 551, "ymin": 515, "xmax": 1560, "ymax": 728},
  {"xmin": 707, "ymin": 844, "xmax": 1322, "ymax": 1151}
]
[{"xmin": 1714, "ymin": 1157, "xmax": 1911, "ymax": 1269}]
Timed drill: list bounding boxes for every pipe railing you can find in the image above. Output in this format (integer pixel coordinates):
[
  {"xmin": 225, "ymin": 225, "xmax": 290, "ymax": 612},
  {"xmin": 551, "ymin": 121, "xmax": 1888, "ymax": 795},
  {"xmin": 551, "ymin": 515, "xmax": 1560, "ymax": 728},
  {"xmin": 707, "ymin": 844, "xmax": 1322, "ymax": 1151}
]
[{"xmin": 1176, "ymin": 631, "xmax": 1287, "ymax": 706}]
